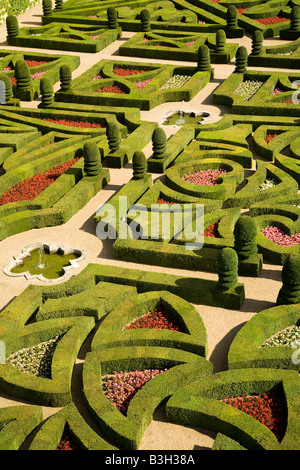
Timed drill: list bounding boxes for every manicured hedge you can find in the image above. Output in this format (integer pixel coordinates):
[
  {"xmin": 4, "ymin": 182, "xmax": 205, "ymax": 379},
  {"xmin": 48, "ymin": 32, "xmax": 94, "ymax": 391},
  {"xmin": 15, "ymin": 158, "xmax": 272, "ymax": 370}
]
[{"xmin": 0, "ymin": 405, "xmax": 43, "ymax": 450}]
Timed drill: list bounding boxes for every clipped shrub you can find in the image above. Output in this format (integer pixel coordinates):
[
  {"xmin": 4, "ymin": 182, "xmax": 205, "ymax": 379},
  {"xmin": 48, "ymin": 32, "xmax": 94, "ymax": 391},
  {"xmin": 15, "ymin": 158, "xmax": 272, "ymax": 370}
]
[
  {"xmin": 6, "ymin": 15, "xmax": 19, "ymax": 37},
  {"xmin": 290, "ymin": 6, "xmax": 300, "ymax": 31},
  {"xmin": 251, "ymin": 30, "xmax": 264, "ymax": 56},
  {"xmin": 83, "ymin": 142, "xmax": 102, "ymax": 176},
  {"xmin": 106, "ymin": 122, "xmax": 121, "ymax": 152},
  {"xmin": 234, "ymin": 46, "xmax": 248, "ymax": 73},
  {"xmin": 40, "ymin": 77, "xmax": 54, "ymax": 107},
  {"xmin": 107, "ymin": 7, "xmax": 118, "ymax": 29},
  {"xmin": 14, "ymin": 59, "xmax": 32, "ymax": 89},
  {"xmin": 227, "ymin": 5, "xmax": 238, "ymax": 30},
  {"xmin": 197, "ymin": 44, "xmax": 211, "ymax": 71},
  {"xmin": 215, "ymin": 30, "xmax": 226, "ymax": 55},
  {"xmin": 42, "ymin": 0, "xmax": 53, "ymax": 16},
  {"xmin": 59, "ymin": 64, "xmax": 72, "ymax": 92},
  {"xmin": 54, "ymin": 0, "xmax": 63, "ymax": 10},
  {"xmin": 0, "ymin": 74, "xmax": 12, "ymax": 103},
  {"xmin": 132, "ymin": 151, "xmax": 147, "ymax": 179},
  {"xmin": 234, "ymin": 215, "xmax": 258, "ymax": 259},
  {"xmin": 217, "ymin": 247, "xmax": 239, "ymax": 290},
  {"xmin": 152, "ymin": 127, "xmax": 167, "ymax": 160},
  {"xmin": 140, "ymin": 9, "xmax": 151, "ymax": 32},
  {"xmin": 277, "ymin": 253, "xmax": 300, "ymax": 305}
]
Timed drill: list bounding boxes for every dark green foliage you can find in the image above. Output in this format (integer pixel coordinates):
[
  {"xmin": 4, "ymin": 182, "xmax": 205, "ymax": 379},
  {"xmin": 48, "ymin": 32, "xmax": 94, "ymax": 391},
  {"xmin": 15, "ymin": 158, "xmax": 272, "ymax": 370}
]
[
  {"xmin": 234, "ymin": 215, "xmax": 258, "ymax": 259},
  {"xmin": 54, "ymin": 0, "xmax": 63, "ymax": 10},
  {"xmin": 6, "ymin": 15, "xmax": 19, "ymax": 37},
  {"xmin": 0, "ymin": 74, "xmax": 12, "ymax": 103},
  {"xmin": 42, "ymin": 0, "xmax": 53, "ymax": 16},
  {"xmin": 83, "ymin": 142, "xmax": 102, "ymax": 176},
  {"xmin": 217, "ymin": 247, "xmax": 239, "ymax": 290},
  {"xmin": 40, "ymin": 77, "xmax": 54, "ymax": 107},
  {"xmin": 14, "ymin": 60, "xmax": 32, "ymax": 89},
  {"xmin": 234, "ymin": 46, "xmax": 248, "ymax": 73},
  {"xmin": 277, "ymin": 253, "xmax": 300, "ymax": 305},
  {"xmin": 59, "ymin": 64, "xmax": 72, "ymax": 92},
  {"xmin": 197, "ymin": 44, "xmax": 211, "ymax": 71},
  {"xmin": 140, "ymin": 9, "xmax": 151, "ymax": 32},
  {"xmin": 106, "ymin": 122, "xmax": 121, "ymax": 152},
  {"xmin": 215, "ymin": 29, "xmax": 226, "ymax": 55},
  {"xmin": 227, "ymin": 5, "xmax": 238, "ymax": 30},
  {"xmin": 107, "ymin": 7, "xmax": 118, "ymax": 29},
  {"xmin": 290, "ymin": 6, "xmax": 300, "ymax": 31},
  {"xmin": 152, "ymin": 127, "xmax": 167, "ymax": 160},
  {"xmin": 251, "ymin": 30, "xmax": 263, "ymax": 56},
  {"xmin": 132, "ymin": 151, "xmax": 147, "ymax": 179}
]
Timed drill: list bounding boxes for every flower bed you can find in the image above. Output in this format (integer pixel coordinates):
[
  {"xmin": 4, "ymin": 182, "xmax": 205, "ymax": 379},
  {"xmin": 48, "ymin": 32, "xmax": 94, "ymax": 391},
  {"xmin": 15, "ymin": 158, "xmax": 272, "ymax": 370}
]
[
  {"xmin": 182, "ymin": 169, "xmax": 227, "ymax": 186},
  {"xmin": 156, "ymin": 198, "xmax": 176, "ymax": 205},
  {"xmin": 270, "ymin": 88, "xmax": 283, "ymax": 95},
  {"xmin": 265, "ymin": 133, "xmax": 278, "ymax": 143},
  {"xmin": 56, "ymin": 433, "xmax": 79, "ymax": 450},
  {"xmin": 133, "ymin": 79, "xmax": 153, "ymax": 91},
  {"xmin": 254, "ymin": 17, "xmax": 289, "ymax": 25},
  {"xmin": 39, "ymin": 118, "xmax": 105, "ymax": 128},
  {"xmin": 92, "ymin": 73, "xmax": 103, "ymax": 80},
  {"xmin": 160, "ymin": 74, "xmax": 191, "ymax": 90},
  {"xmin": 0, "ymin": 156, "xmax": 81, "ymax": 205},
  {"xmin": 221, "ymin": 388, "xmax": 287, "ymax": 441},
  {"xmin": 95, "ymin": 85, "xmax": 126, "ymax": 94},
  {"xmin": 259, "ymin": 178, "xmax": 278, "ymax": 190},
  {"xmin": 234, "ymin": 80, "xmax": 264, "ymax": 101},
  {"xmin": 203, "ymin": 221, "xmax": 220, "ymax": 238},
  {"xmin": 113, "ymin": 67, "xmax": 150, "ymax": 76},
  {"xmin": 122, "ymin": 306, "xmax": 182, "ymax": 331},
  {"xmin": 25, "ymin": 59, "xmax": 49, "ymax": 67},
  {"xmin": 262, "ymin": 325, "xmax": 300, "ymax": 347},
  {"xmin": 6, "ymin": 330, "xmax": 67, "ymax": 378},
  {"xmin": 261, "ymin": 225, "xmax": 300, "ymax": 246},
  {"xmin": 102, "ymin": 369, "xmax": 167, "ymax": 415}
]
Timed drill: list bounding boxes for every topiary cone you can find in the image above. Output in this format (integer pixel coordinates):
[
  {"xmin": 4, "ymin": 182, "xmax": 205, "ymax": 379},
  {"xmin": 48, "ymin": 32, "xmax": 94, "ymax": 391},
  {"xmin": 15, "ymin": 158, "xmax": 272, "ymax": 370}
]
[
  {"xmin": 217, "ymin": 247, "xmax": 239, "ymax": 290},
  {"xmin": 197, "ymin": 44, "xmax": 211, "ymax": 71},
  {"xmin": 227, "ymin": 5, "xmax": 238, "ymax": 29},
  {"xmin": 277, "ymin": 253, "xmax": 300, "ymax": 305},
  {"xmin": 83, "ymin": 142, "xmax": 102, "ymax": 177},
  {"xmin": 234, "ymin": 215, "xmax": 258, "ymax": 259},
  {"xmin": 14, "ymin": 60, "xmax": 32, "ymax": 90},
  {"xmin": 42, "ymin": 0, "xmax": 53, "ymax": 16},
  {"xmin": 106, "ymin": 121, "xmax": 121, "ymax": 152},
  {"xmin": 54, "ymin": 0, "xmax": 63, "ymax": 10},
  {"xmin": 59, "ymin": 64, "xmax": 72, "ymax": 92},
  {"xmin": 140, "ymin": 8, "xmax": 151, "ymax": 32},
  {"xmin": 0, "ymin": 74, "xmax": 12, "ymax": 104},
  {"xmin": 290, "ymin": 6, "xmax": 300, "ymax": 31},
  {"xmin": 234, "ymin": 45, "xmax": 248, "ymax": 73},
  {"xmin": 107, "ymin": 6, "xmax": 118, "ymax": 29},
  {"xmin": 40, "ymin": 77, "xmax": 54, "ymax": 107},
  {"xmin": 215, "ymin": 29, "xmax": 226, "ymax": 54},
  {"xmin": 6, "ymin": 15, "xmax": 19, "ymax": 38},
  {"xmin": 251, "ymin": 30, "xmax": 263, "ymax": 56},
  {"xmin": 132, "ymin": 151, "xmax": 147, "ymax": 179},
  {"xmin": 152, "ymin": 127, "xmax": 167, "ymax": 159}
]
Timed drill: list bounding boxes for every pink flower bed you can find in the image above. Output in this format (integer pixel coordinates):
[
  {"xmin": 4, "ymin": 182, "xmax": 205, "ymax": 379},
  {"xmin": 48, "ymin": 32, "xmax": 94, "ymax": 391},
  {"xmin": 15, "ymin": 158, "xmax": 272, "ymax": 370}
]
[
  {"xmin": 270, "ymin": 87, "xmax": 283, "ymax": 95},
  {"xmin": 182, "ymin": 169, "xmax": 227, "ymax": 186},
  {"xmin": 38, "ymin": 118, "xmax": 105, "ymax": 128},
  {"xmin": 261, "ymin": 225, "xmax": 300, "ymax": 246},
  {"xmin": 102, "ymin": 369, "xmax": 167, "ymax": 415},
  {"xmin": 123, "ymin": 306, "xmax": 182, "ymax": 331},
  {"xmin": 95, "ymin": 85, "xmax": 126, "ymax": 94},
  {"xmin": 92, "ymin": 73, "xmax": 103, "ymax": 80},
  {"xmin": 133, "ymin": 79, "xmax": 153, "ymax": 91}
]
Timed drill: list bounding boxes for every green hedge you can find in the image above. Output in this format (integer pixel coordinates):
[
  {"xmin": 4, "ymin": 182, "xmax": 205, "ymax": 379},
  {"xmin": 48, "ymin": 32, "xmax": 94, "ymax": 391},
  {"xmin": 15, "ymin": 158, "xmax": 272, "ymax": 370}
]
[{"xmin": 0, "ymin": 405, "xmax": 43, "ymax": 450}]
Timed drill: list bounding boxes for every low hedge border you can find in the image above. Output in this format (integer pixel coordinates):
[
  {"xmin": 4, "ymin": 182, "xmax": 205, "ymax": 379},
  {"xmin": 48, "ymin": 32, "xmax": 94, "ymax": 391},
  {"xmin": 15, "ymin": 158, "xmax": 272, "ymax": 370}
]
[
  {"xmin": 90, "ymin": 290, "xmax": 208, "ymax": 357},
  {"xmin": 0, "ymin": 405, "xmax": 43, "ymax": 450},
  {"xmin": 166, "ymin": 367, "xmax": 300, "ymax": 450},
  {"xmin": 228, "ymin": 303, "xmax": 300, "ymax": 371},
  {"xmin": 252, "ymin": 125, "xmax": 300, "ymax": 162},
  {"xmin": 83, "ymin": 346, "xmax": 213, "ymax": 449},
  {"xmin": 248, "ymin": 36, "xmax": 300, "ymax": 69}
]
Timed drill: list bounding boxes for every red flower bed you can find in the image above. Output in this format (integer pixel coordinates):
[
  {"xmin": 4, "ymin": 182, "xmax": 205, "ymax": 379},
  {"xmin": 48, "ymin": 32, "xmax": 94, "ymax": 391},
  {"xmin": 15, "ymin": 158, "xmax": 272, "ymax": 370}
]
[
  {"xmin": 254, "ymin": 17, "xmax": 289, "ymax": 24},
  {"xmin": 113, "ymin": 67, "xmax": 149, "ymax": 76},
  {"xmin": 203, "ymin": 221, "xmax": 220, "ymax": 238},
  {"xmin": 95, "ymin": 85, "xmax": 126, "ymax": 94},
  {"xmin": 237, "ymin": 8, "xmax": 247, "ymax": 13},
  {"xmin": 56, "ymin": 434, "xmax": 79, "ymax": 450},
  {"xmin": 39, "ymin": 118, "xmax": 105, "ymax": 128},
  {"xmin": 182, "ymin": 169, "xmax": 227, "ymax": 186},
  {"xmin": 222, "ymin": 388, "xmax": 287, "ymax": 441},
  {"xmin": 265, "ymin": 133, "xmax": 278, "ymax": 143},
  {"xmin": 0, "ymin": 156, "xmax": 81, "ymax": 205},
  {"xmin": 156, "ymin": 198, "xmax": 176, "ymax": 204},
  {"xmin": 25, "ymin": 59, "xmax": 49, "ymax": 67},
  {"xmin": 123, "ymin": 306, "xmax": 183, "ymax": 331}
]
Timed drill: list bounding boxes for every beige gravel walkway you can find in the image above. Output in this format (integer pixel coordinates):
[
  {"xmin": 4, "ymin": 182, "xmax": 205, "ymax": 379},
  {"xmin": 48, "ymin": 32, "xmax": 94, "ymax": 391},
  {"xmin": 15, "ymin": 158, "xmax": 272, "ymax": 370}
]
[{"xmin": 0, "ymin": 2, "xmax": 288, "ymax": 450}]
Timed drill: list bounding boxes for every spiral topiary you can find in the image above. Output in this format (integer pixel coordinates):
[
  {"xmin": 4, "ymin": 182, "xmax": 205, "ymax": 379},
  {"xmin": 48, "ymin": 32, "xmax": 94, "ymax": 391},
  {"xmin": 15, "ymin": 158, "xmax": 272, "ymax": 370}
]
[
  {"xmin": 140, "ymin": 9, "xmax": 151, "ymax": 32},
  {"xmin": 42, "ymin": 0, "xmax": 53, "ymax": 16},
  {"xmin": 6, "ymin": 15, "xmax": 19, "ymax": 38},
  {"xmin": 217, "ymin": 247, "xmax": 239, "ymax": 290},
  {"xmin": 107, "ymin": 7, "xmax": 118, "ymax": 29},
  {"xmin": 106, "ymin": 121, "xmax": 121, "ymax": 152},
  {"xmin": 215, "ymin": 29, "xmax": 226, "ymax": 55},
  {"xmin": 132, "ymin": 151, "xmax": 147, "ymax": 179},
  {"xmin": 54, "ymin": 0, "xmax": 63, "ymax": 10},
  {"xmin": 234, "ymin": 46, "xmax": 248, "ymax": 73},
  {"xmin": 197, "ymin": 44, "xmax": 211, "ymax": 71},
  {"xmin": 227, "ymin": 5, "xmax": 238, "ymax": 30},
  {"xmin": 40, "ymin": 77, "xmax": 54, "ymax": 107},
  {"xmin": 251, "ymin": 30, "xmax": 264, "ymax": 56},
  {"xmin": 83, "ymin": 142, "xmax": 102, "ymax": 177},
  {"xmin": 233, "ymin": 215, "xmax": 258, "ymax": 260},
  {"xmin": 277, "ymin": 253, "xmax": 300, "ymax": 305},
  {"xmin": 0, "ymin": 74, "xmax": 12, "ymax": 104},
  {"xmin": 290, "ymin": 6, "xmax": 300, "ymax": 31},
  {"xmin": 59, "ymin": 64, "xmax": 72, "ymax": 92},
  {"xmin": 152, "ymin": 127, "xmax": 167, "ymax": 160},
  {"xmin": 14, "ymin": 60, "xmax": 32, "ymax": 90}
]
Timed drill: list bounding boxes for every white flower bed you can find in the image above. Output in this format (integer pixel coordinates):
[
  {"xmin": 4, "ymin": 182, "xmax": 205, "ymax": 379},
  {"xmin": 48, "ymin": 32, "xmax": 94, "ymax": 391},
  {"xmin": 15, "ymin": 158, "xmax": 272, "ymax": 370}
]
[
  {"xmin": 234, "ymin": 80, "xmax": 264, "ymax": 101},
  {"xmin": 259, "ymin": 178, "xmax": 278, "ymax": 191},
  {"xmin": 262, "ymin": 325, "xmax": 300, "ymax": 347},
  {"xmin": 160, "ymin": 74, "xmax": 191, "ymax": 90}
]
